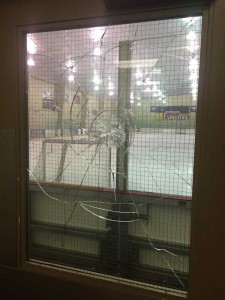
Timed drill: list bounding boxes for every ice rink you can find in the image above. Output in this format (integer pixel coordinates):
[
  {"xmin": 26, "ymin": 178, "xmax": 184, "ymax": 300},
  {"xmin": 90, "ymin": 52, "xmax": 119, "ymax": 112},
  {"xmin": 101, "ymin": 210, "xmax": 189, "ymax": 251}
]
[{"xmin": 29, "ymin": 129, "xmax": 195, "ymax": 198}]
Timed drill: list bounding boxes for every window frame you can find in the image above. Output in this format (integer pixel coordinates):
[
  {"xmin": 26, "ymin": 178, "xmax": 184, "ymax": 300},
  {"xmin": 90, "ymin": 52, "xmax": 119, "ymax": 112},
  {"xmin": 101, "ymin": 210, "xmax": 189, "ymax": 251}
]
[{"xmin": 17, "ymin": 4, "xmax": 210, "ymax": 300}]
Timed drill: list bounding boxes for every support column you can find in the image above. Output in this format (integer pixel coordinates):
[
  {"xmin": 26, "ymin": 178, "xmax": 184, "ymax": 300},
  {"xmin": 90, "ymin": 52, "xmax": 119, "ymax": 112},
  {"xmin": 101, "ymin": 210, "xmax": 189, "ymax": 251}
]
[
  {"xmin": 116, "ymin": 40, "xmax": 132, "ymax": 191},
  {"xmin": 54, "ymin": 82, "xmax": 65, "ymax": 136}
]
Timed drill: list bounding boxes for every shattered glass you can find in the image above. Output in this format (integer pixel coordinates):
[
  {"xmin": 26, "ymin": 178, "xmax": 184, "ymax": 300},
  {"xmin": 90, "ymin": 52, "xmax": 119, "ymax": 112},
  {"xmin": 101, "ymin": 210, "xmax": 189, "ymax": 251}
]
[{"xmin": 27, "ymin": 16, "xmax": 202, "ymax": 293}]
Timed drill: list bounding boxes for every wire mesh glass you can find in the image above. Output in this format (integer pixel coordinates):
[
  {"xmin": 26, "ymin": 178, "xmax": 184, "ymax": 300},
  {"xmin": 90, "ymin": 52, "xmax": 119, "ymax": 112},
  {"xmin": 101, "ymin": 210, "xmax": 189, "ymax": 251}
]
[{"xmin": 27, "ymin": 16, "xmax": 202, "ymax": 295}]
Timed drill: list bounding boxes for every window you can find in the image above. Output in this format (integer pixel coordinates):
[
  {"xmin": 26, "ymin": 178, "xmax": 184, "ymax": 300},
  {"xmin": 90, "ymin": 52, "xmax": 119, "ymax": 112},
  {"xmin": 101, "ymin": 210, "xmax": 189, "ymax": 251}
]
[{"xmin": 27, "ymin": 16, "xmax": 202, "ymax": 295}]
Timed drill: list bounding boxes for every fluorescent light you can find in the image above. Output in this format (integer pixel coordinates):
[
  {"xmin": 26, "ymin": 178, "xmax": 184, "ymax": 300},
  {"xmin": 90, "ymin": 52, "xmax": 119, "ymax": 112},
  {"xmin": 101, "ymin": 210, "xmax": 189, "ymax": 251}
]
[
  {"xmin": 68, "ymin": 75, "xmax": 75, "ymax": 82},
  {"xmin": 90, "ymin": 27, "xmax": 105, "ymax": 42},
  {"xmin": 146, "ymin": 68, "xmax": 161, "ymax": 75},
  {"xmin": 118, "ymin": 59, "xmax": 157, "ymax": 68},
  {"xmin": 191, "ymin": 82, "xmax": 198, "ymax": 89},
  {"xmin": 189, "ymin": 73, "xmax": 198, "ymax": 81},
  {"xmin": 152, "ymin": 84, "xmax": 157, "ymax": 91},
  {"xmin": 27, "ymin": 58, "xmax": 35, "ymax": 66},
  {"xmin": 145, "ymin": 78, "xmax": 151, "ymax": 85},
  {"xmin": 93, "ymin": 75, "xmax": 100, "ymax": 85},
  {"xmin": 135, "ymin": 69, "xmax": 143, "ymax": 78},
  {"xmin": 94, "ymin": 47, "xmax": 101, "ymax": 56},
  {"xmin": 65, "ymin": 59, "xmax": 74, "ymax": 69},
  {"xmin": 187, "ymin": 30, "xmax": 196, "ymax": 41},
  {"xmin": 146, "ymin": 79, "xmax": 160, "ymax": 86},
  {"xmin": 136, "ymin": 80, "xmax": 144, "ymax": 86},
  {"xmin": 187, "ymin": 42, "xmax": 200, "ymax": 53},
  {"xmin": 108, "ymin": 82, "xmax": 114, "ymax": 90},
  {"xmin": 189, "ymin": 57, "xmax": 199, "ymax": 71},
  {"xmin": 27, "ymin": 35, "xmax": 37, "ymax": 54},
  {"xmin": 144, "ymin": 87, "xmax": 151, "ymax": 93}
]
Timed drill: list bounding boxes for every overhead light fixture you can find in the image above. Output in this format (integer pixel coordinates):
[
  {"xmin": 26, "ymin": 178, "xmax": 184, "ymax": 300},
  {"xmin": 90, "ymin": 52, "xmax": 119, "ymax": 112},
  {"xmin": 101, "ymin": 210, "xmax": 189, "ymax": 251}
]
[
  {"xmin": 93, "ymin": 75, "xmax": 101, "ymax": 85},
  {"xmin": 135, "ymin": 69, "xmax": 143, "ymax": 78},
  {"xmin": 94, "ymin": 85, "xmax": 100, "ymax": 91},
  {"xmin": 94, "ymin": 47, "xmax": 101, "ymax": 56},
  {"xmin": 65, "ymin": 59, "xmax": 74, "ymax": 69},
  {"xmin": 152, "ymin": 84, "xmax": 158, "ymax": 92},
  {"xmin": 189, "ymin": 73, "xmax": 198, "ymax": 81},
  {"xmin": 145, "ymin": 78, "xmax": 151, "ymax": 85},
  {"xmin": 27, "ymin": 35, "xmax": 37, "ymax": 54},
  {"xmin": 27, "ymin": 57, "xmax": 35, "ymax": 66},
  {"xmin": 108, "ymin": 82, "xmax": 114, "ymax": 90},
  {"xmin": 144, "ymin": 87, "xmax": 151, "ymax": 93},
  {"xmin": 146, "ymin": 68, "xmax": 161, "ymax": 75},
  {"xmin": 136, "ymin": 80, "xmax": 143, "ymax": 86},
  {"xmin": 109, "ymin": 91, "xmax": 114, "ymax": 96},
  {"xmin": 189, "ymin": 57, "xmax": 199, "ymax": 71},
  {"xmin": 90, "ymin": 27, "xmax": 105, "ymax": 42},
  {"xmin": 118, "ymin": 59, "xmax": 157, "ymax": 69},
  {"xmin": 187, "ymin": 30, "xmax": 196, "ymax": 41},
  {"xmin": 68, "ymin": 75, "xmax": 75, "ymax": 82},
  {"xmin": 187, "ymin": 42, "xmax": 200, "ymax": 54}
]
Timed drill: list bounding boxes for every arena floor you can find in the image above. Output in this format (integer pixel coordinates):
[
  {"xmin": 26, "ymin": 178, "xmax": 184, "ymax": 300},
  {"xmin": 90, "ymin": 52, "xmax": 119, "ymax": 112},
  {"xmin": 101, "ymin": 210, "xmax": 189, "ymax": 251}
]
[{"xmin": 29, "ymin": 130, "xmax": 195, "ymax": 197}]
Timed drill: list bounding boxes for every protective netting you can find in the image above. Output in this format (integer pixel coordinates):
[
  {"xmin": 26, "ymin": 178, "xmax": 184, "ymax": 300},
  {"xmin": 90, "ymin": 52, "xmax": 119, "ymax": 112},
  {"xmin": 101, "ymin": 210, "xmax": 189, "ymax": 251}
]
[{"xmin": 27, "ymin": 16, "xmax": 202, "ymax": 294}]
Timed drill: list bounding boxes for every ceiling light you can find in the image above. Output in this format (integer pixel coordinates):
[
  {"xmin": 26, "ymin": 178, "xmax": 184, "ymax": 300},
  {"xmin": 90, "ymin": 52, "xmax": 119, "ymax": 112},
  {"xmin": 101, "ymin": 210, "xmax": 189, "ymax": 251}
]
[
  {"xmin": 189, "ymin": 73, "xmax": 198, "ymax": 81},
  {"xmin": 192, "ymin": 88, "xmax": 198, "ymax": 94},
  {"xmin": 27, "ymin": 35, "xmax": 37, "ymax": 54},
  {"xmin": 130, "ymin": 100, "xmax": 134, "ymax": 104},
  {"xmin": 108, "ymin": 82, "xmax": 114, "ymax": 90},
  {"xmin": 147, "ymin": 68, "xmax": 161, "ymax": 75},
  {"xmin": 27, "ymin": 58, "xmax": 35, "ymax": 66},
  {"xmin": 135, "ymin": 69, "xmax": 143, "ymax": 78},
  {"xmin": 157, "ymin": 90, "xmax": 162, "ymax": 96},
  {"xmin": 144, "ymin": 87, "xmax": 151, "ymax": 93},
  {"xmin": 65, "ymin": 59, "xmax": 74, "ymax": 69},
  {"xmin": 187, "ymin": 30, "xmax": 196, "ymax": 41},
  {"xmin": 192, "ymin": 92, "xmax": 197, "ymax": 101},
  {"xmin": 152, "ymin": 84, "xmax": 158, "ymax": 91},
  {"xmin": 118, "ymin": 59, "xmax": 157, "ymax": 69},
  {"xmin": 189, "ymin": 57, "xmax": 199, "ymax": 71},
  {"xmin": 137, "ymin": 102, "xmax": 141, "ymax": 106},
  {"xmin": 136, "ymin": 80, "xmax": 143, "ymax": 86},
  {"xmin": 93, "ymin": 75, "xmax": 100, "ymax": 85},
  {"xmin": 187, "ymin": 42, "xmax": 200, "ymax": 54},
  {"xmin": 191, "ymin": 82, "xmax": 198, "ymax": 89},
  {"xmin": 94, "ymin": 85, "xmax": 100, "ymax": 91},
  {"xmin": 145, "ymin": 78, "xmax": 151, "ymax": 85},
  {"xmin": 90, "ymin": 27, "xmax": 105, "ymax": 42},
  {"xmin": 109, "ymin": 91, "xmax": 114, "ymax": 96},
  {"xmin": 94, "ymin": 47, "xmax": 101, "ymax": 56},
  {"xmin": 68, "ymin": 75, "xmax": 75, "ymax": 82}
]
